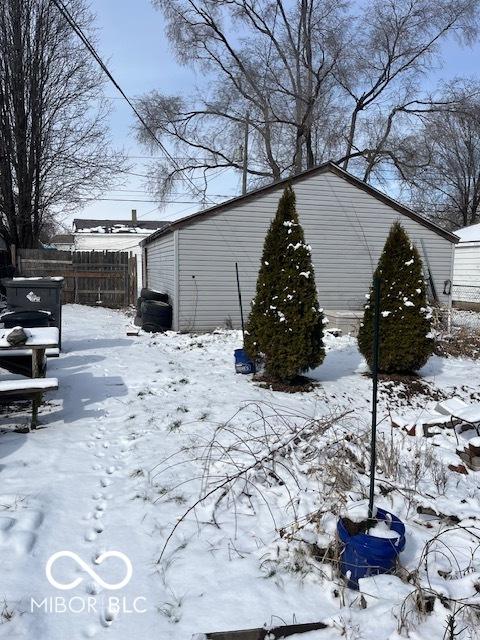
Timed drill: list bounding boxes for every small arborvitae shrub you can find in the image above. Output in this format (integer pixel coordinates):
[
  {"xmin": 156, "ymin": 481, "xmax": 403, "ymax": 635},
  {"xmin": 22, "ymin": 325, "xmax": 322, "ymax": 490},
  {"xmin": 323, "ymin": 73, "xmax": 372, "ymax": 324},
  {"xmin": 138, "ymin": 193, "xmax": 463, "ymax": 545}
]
[
  {"xmin": 357, "ymin": 221, "xmax": 434, "ymax": 374},
  {"xmin": 244, "ymin": 184, "xmax": 325, "ymax": 382}
]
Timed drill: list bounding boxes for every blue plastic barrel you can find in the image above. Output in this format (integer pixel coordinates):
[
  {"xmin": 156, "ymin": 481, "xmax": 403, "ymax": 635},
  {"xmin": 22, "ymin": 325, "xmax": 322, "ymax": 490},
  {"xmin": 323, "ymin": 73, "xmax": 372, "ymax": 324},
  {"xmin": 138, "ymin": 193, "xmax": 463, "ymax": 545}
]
[
  {"xmin": 337, "ymin": 508, "xmax": 406, "ymax": 589},
  {"xmin": 234, "ymin": 348, "xmax": 255, "ymax": 374}
]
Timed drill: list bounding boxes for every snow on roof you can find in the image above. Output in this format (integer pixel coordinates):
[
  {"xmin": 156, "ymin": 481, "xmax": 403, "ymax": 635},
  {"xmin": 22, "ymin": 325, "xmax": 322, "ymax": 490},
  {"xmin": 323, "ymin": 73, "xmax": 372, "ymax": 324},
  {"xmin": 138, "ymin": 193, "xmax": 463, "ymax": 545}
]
[
  {"xmin": 73, "ymin": 219, "xmax": 168, "ymax": 234},
  {"xmin": 455, "ymin": 223, "xmax": 480, "ymax": 243}
]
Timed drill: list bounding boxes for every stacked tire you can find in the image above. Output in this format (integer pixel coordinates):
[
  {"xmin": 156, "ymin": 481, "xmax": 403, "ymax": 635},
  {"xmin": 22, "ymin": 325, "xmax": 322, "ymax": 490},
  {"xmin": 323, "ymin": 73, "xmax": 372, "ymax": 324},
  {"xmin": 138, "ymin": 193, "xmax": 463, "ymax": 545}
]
[{"xmin": 135, "ymin": 288, "xmax": 172, "ymax": 332}]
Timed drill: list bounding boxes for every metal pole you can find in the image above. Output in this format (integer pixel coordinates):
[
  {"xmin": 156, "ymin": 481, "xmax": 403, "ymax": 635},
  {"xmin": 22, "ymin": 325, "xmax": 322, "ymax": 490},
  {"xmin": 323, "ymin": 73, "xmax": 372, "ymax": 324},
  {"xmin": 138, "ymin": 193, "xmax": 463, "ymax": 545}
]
[
  {"xmin": 242, "ymin": 113, "xmax": 249, "ymax": 196},
  {"xmin": 235, "ymin": 262, "xmax": 245, "ymax": 340},
  {"xmin": 368, "ymin": 275, "xmax": 381, "ymax": 521},
  {"xmin": 420, "ymin": 239, "xmax": 438, "ymax": 303}
]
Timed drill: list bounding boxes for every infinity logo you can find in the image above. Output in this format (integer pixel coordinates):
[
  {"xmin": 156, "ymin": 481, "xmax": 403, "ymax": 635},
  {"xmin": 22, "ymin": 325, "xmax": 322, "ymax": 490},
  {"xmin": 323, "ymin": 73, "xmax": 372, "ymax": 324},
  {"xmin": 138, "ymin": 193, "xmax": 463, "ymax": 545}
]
[{"xmin": 46, "ymin": 551, "xmax": 133, "ymax": 591}]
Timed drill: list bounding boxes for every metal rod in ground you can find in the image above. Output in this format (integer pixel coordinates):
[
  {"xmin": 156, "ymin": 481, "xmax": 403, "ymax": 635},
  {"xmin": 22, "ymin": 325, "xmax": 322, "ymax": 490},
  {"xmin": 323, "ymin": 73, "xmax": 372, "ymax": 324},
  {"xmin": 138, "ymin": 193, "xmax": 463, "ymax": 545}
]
[
  {"xmin": 235, "ymin": 262, "xmax": 245, "ymax": 341},
  {"xmin": 420, "ymin": 239, "xmax": 438, "ymax": 302},
  {"xmin": 368, "ymin": 275, "xmax": 381, "ymax": 521}
]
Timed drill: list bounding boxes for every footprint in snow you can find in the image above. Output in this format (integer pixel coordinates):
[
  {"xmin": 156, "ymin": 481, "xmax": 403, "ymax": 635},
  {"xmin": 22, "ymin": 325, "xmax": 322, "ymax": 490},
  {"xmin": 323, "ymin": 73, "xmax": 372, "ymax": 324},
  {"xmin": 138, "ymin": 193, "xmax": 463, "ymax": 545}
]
[
  {"xmin": 85, "ymin": 529, "xmax": 97, "ymax": 542},
  {"xmin": 83, "ymin": 624, "xmax": 99, "ymax": 638},
  {"xmin": 0, "ymin": 509, "xmax": 43, "ymax": 555},
  {"xmin": 9, "ymin": 530, "xmax": 36, "ymax": 554},
  {"xmin": 85, "ymin": 580, "xmax": 101, "ymax": 595},
  {"xmin": 100, "ymin": 606, "xmax": 116, "ymax": 628}
]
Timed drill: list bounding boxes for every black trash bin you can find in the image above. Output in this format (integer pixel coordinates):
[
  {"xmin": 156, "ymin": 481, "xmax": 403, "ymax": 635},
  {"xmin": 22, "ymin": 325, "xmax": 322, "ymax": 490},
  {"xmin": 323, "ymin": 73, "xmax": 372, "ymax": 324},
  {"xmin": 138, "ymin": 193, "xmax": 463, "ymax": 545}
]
[{"xmin": 1, "ymin": 277, "xmax": 63, "ymax": 347}]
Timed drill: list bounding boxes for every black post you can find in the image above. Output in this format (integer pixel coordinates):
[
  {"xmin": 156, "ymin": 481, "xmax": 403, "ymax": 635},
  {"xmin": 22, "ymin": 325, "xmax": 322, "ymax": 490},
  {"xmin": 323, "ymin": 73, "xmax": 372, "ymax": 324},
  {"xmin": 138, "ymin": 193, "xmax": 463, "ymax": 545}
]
[
  {"xmin": 368, "ymin": 275, "xmax": 381, "ymax": 521},
  {"xmin": 235, "ymin": 262, "xmax": 245, "ymax": 340}
]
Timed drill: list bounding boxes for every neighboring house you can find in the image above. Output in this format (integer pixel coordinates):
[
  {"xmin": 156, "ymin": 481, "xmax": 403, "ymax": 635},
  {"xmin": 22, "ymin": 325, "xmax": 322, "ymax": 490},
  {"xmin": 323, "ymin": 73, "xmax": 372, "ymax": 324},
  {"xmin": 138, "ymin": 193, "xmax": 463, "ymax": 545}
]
[
  {"xmin": 49, "ymin": 234, "xmax": 75, "ymax": 251},
  {"xmin": 142, "ymin": 161, "xmax": 458, "ymax": 333},
  {"xmin": 51, "ymin": 211, "xmax": 168, "ymax": 295},
  {"xmin": 453, "ymin": 223, "xmax": 480, "ymax": 308}
]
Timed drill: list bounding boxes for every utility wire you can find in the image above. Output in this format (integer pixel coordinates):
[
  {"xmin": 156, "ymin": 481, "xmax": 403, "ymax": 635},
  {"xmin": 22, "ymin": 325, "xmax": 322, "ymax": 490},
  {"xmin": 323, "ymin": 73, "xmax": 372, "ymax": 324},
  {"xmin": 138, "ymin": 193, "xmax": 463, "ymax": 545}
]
[
  {"xmin": 50, "ymin": 0, "xmax": 216, "ymax": 204},
  {"xmin": 85, "ymin": 197, "xmax": 224, "ymax": 204},
  {"xmin": 105, "ymin": 189, "xmax": 232, "ymax": 197}
]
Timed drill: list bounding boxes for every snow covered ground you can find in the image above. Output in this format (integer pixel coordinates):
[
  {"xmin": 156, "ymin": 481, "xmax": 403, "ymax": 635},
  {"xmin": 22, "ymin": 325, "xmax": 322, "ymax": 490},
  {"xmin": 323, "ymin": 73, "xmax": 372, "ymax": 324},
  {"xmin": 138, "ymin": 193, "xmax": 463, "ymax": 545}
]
[{"xmin": 1, "ymin": 305, "xmax": 480, "ymax": 639}]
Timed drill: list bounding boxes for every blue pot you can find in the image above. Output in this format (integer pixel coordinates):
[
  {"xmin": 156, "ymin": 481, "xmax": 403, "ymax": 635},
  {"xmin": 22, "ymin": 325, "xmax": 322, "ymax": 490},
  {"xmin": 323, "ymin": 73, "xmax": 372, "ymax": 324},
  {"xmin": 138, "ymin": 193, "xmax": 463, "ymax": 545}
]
[
  {"xmin": 337, "ymin": 508, "xmax": 406, "ymax": 589},
  {"xmin": 234, "ymin": 348, "xmax": 255, "ymax": 374}
]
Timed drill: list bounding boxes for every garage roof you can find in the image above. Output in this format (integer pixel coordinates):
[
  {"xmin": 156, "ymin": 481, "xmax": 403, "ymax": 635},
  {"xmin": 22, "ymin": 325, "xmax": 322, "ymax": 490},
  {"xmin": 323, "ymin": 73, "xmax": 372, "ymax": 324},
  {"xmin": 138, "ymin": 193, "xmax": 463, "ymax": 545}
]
[{"xmin": 142, "ymin": 161, "xmax": 459, "ymax": 246}]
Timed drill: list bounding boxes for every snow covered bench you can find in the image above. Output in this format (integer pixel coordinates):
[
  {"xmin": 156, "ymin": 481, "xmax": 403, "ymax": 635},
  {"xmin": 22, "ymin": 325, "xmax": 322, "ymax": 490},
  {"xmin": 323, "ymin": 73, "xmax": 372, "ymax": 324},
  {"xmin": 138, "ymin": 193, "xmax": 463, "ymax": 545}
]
[
  {"xmin": 391, "ymin": 412, "xmax": 455, "ymax": 437},
  {"xmin": 0, "ymin": 378, "xmax": 58, "ymax": 429},
  {"xmin": 392, "ymin": 397, "xmax": 480, "ymax": 438},
  {"xmin": 435, "ymin": 398, "xmax": 480, "ymax": 433},
  {"xmin": 0, "ymin": 347, "xmax": 60, "ymax": 358}
]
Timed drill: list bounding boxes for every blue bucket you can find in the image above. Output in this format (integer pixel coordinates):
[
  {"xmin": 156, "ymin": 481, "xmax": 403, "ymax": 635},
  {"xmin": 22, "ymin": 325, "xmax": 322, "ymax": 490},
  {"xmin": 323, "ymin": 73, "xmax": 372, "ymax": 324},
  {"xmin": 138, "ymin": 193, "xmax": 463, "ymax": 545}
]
[
  {"xmin": 234, "ymin": 348, "xmax": 255, "ymax": 374},
  {"xmin": 337, "ymin": 508, "xmax": 406, "ymax": 589}
]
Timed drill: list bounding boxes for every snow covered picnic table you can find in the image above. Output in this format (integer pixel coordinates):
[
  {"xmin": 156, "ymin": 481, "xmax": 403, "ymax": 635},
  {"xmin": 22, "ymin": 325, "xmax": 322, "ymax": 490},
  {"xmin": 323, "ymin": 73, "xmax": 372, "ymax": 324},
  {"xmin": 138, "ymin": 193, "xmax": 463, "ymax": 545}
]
[
  {"xmin": 0, "ymin": 327, "xmax": 59, "ymax": 377},
  {"xmin": 0, "ymin": 327, "xmax": 60, "ymax": 426},
  {"xmin": 0, "ymin": 326, "xmax": 59, "ymax": 351}
]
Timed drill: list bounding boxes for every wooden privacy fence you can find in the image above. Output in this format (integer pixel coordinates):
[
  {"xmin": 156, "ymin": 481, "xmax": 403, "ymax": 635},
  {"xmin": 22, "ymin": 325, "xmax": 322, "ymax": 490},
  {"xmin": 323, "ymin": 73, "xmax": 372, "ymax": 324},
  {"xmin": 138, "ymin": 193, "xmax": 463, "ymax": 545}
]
[{"xmin": 17, "ymin": 249, "xmax": 137, "ymax": 308}]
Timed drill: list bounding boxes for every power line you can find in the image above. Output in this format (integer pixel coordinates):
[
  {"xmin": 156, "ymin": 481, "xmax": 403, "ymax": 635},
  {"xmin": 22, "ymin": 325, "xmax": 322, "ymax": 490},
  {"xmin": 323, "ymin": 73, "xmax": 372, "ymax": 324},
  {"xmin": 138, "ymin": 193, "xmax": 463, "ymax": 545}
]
[
  {"xmin": 50, "ymin": 0, "xmax": 216, "ymax": 204},
  {"xmin": 88, "ymin": 197, "xmax": 224, "ymax": 204},
  {"xmin": 106, "ymin": 188, "xmax": 232, "ymax": 196}
]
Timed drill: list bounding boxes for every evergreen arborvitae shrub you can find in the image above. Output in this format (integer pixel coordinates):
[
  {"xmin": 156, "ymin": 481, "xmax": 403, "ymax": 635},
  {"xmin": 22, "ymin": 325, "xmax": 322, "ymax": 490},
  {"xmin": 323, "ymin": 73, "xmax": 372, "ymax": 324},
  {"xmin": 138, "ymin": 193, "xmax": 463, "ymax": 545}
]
[
  {"xmin": 244, "ymin": 184, "xmax": 325, "ymax": 382},
  {"xmin": 357, "ymin": 221, "xmax": 434, "ymax": 374}
]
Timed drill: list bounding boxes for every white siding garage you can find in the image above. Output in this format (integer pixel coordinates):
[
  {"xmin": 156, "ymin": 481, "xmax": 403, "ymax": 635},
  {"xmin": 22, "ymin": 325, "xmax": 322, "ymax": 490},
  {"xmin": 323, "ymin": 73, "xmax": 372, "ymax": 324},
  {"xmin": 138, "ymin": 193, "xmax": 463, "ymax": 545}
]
[
  {"xmin": 143, "ymin": 163, "xmax": 457, "ymax": 332},
  {"xmin": 145, "ymin": 232, "xmax": 176, "ymax": 300}
]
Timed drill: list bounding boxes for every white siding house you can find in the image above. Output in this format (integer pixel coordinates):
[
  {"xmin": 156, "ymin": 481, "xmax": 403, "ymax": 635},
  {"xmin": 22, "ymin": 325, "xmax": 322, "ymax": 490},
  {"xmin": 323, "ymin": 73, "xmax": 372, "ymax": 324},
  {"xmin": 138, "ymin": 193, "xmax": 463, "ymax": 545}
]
[
  {"xmin": 67, "ymin": 215, "xmax": 168, "ymax": 295},
  {"xmin": 453, "ymin": 223, "xmax": 480, "ymax": 307},
  {"xmin": 142, "ymin": 162, "xmax": 457, "ymax": 333}
]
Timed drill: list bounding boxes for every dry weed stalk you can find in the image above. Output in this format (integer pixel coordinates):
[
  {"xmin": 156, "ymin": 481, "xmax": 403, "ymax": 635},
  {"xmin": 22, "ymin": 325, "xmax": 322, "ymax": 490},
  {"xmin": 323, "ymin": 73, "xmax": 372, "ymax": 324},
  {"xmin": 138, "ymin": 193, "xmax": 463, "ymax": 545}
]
[
  {"xmin": 151, "ymin": 402, "xmax": 355, "ymax": 563},
  {"xmin": 397, "ymin": 526, "xmax": 480, "ymax": 638}
]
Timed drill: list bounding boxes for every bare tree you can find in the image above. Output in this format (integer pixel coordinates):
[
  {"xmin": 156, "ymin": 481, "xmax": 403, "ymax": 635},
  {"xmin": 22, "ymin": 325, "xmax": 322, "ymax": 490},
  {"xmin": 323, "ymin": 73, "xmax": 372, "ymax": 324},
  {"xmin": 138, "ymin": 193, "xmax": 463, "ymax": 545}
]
[
  {"xmin": 0, "ymin": 0, "xmax": 123, "ymax": 251},
  {"xmin": 338, "ymin": 0, "xmax": 480, "ymax": 179},
  {"xmin": 400, "ymin": 82, "xmax": 480, "ymax": 230},
  {"xmin": 138, "ymin": 0, "xmax": 480, "ymax": 202},
  {"xmin": 136, "ymin": 0, "xmax": 347, "ymax": 199}
]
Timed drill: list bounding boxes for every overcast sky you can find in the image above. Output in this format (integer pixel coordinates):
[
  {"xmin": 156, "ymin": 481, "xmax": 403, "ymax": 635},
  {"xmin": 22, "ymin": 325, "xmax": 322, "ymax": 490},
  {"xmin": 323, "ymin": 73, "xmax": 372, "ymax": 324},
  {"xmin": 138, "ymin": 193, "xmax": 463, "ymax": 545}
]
[{"xmin": 74, "ymin": 0, "xmax": 480, "ymax": 227}]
